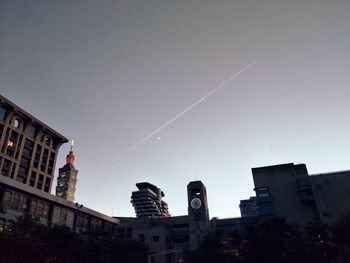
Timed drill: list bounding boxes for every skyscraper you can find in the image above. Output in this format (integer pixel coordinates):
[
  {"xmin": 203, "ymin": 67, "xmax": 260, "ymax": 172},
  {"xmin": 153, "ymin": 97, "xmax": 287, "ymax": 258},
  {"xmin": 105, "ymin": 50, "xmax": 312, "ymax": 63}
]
[
  {"xmin": 131, "ymin": 182, "xmax": 170, "ymax": 218},
  {"xmin": 56, "ymin": 141, "xmax": 78, "ymax": 202}
]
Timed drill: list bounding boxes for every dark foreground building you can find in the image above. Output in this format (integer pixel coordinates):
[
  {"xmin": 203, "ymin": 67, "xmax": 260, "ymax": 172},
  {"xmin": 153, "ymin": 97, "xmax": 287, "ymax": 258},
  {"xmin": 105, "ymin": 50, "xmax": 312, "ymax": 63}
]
[
  {"xmin": 118, "ymin": 163, "xmax": 350, "ymax": 263},
  {"xmin": 0, "ymin": 95, "xmax": 118, "ymax": 234},
  {"xmin": 252, "ymin": 163, "xmax": 350, "ymax": 225},
  {"xmin": 116, "ymin": 181, "xmax": 256, "ymax": 263}
]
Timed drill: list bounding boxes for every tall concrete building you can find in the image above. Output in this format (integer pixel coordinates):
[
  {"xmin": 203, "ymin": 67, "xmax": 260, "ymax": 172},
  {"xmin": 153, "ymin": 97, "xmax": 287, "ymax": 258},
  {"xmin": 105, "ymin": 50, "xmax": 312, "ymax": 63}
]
[
  {"xmin": 0, "ymin": 95, "xmax": 68, "ymax": 193},
  {"xmin": 131, "ymin": 182, "xmax": 170, "ymax": 218},
  {"xmin": 252, "ymin": 163, "xmax": 350, "ymax": 225},
  {"xmin": 56, "ymin": 142, "xmax": 78, "ymax": 202}
]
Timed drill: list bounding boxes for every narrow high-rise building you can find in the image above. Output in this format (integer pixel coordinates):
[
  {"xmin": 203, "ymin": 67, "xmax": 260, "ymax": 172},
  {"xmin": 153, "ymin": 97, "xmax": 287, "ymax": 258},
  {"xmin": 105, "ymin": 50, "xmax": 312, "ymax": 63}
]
[
  {"xmin": 131, "ymin": 182, "xmax": 170, "ymax": 218},
  {"xmin": 187, "ymin": 181, "xmax": 210, "ymax": 250},
  {"xmin": 56, "ymin": 141, "xmax": 78, "ymax": 202}
]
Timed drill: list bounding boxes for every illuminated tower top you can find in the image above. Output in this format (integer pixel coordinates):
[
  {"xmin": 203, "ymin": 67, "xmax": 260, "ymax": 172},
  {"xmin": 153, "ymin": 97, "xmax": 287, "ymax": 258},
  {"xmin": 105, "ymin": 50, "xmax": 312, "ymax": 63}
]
[
  {"xmin": 66, "ymin": 140, "xmax": 75, "ymax": 165},
  {"xmin": 56, "ymin": 140, "xmax": 78, "ymax": 202}
]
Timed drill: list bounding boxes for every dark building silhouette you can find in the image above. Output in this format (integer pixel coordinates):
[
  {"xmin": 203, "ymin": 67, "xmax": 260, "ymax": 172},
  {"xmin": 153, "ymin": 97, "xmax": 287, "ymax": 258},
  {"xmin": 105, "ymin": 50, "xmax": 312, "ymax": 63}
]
[
  {"xmin": 131, "ymin": 182, "xmax": 170, "ymax": 218},
  {"xmin": 187, "ymin": 181, "xmax": 210, "ymax": 250},
  {"xmin": 252, "ymin": 163, "xmax": 350, "ymax": 225},
  {"xmin": 239, "ymin": 196, "xmax": 257, "ymax": 217},
  {"xmin": 0, "ymin": 95, "xmax": 68, "ymax": 193},
  {"xmin": 56, "ymin": 142, "xmax": 78, "ymax": 202}
]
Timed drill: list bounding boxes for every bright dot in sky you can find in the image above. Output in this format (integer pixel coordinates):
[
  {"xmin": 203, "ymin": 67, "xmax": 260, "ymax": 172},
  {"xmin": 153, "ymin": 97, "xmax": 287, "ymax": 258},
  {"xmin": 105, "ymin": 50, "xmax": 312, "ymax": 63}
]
[{"xmin": 158, "ymin": 136, "xmax": 162, "ymax": 140}]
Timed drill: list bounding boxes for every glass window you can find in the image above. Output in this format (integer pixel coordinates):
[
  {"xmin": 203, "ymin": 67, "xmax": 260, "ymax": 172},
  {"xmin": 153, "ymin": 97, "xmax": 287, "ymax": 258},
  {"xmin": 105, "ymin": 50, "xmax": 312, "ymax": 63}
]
[
  {"xmin": 13, "ymin": 118, "xmax": 20, "ymax": 128},
  {"xmin": 0, "ymin": 107, "xmax": 6, "ymax": 121},
  {"xmin": 3, "ymin": 191, "xmax": 12, "ymax": 207},
  {"xmin": 31, "ymin": 199, "xmax": 38, "ymax": 215},
  {"xmin": 26, "ymin": 125, "xmax": 36, "ymax": 138},
  {"xmin": 10, "ymin": 193, "xmax": 21, "ymax": 210}
]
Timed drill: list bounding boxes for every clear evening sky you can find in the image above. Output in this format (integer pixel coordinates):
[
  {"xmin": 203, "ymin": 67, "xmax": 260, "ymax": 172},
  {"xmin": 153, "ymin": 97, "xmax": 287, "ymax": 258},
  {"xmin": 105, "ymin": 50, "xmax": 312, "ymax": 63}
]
[{"xmin": 1, "ymin": 0, "xmax": 349, "ymax": 218}]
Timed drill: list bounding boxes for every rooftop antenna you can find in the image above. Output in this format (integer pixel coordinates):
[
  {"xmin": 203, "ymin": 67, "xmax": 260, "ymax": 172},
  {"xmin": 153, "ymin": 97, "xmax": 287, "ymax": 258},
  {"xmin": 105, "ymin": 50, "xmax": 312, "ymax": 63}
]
[{"xmin": 70, "ymin": 139, "xmax": 74, "ymax": 152}]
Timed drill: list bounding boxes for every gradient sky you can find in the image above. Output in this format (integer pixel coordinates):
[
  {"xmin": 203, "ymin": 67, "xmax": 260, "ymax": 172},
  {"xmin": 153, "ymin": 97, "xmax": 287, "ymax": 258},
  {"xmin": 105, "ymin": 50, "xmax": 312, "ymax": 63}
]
[{"xmin": 1, "ymin": 0, "xmax": 349, "ymax": 218}]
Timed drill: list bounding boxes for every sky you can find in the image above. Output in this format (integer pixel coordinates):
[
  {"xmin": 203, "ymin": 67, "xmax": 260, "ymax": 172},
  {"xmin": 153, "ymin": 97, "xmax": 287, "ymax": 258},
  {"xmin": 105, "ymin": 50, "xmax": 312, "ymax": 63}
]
[{"xmin": 1, "ymin": 0, "xmax": 350, "ymax": 218}]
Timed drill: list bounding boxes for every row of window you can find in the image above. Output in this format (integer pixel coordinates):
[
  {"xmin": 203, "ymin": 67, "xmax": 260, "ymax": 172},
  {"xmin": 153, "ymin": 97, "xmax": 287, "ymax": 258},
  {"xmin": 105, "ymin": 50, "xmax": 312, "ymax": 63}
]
[
  {"xmin": 0, "ymin": 107, "xmax": 54, "ymax": 148},
  {"xmin": 76, "ymin": 214, "xmax": 113, "ymax": 233},
  {"xmin": 1, "ymin": 190, "xmax": 50, "ymax": 218},
  {"xmin": 0, "ymin": 157, "xmax": 52, "ymax": 192}
]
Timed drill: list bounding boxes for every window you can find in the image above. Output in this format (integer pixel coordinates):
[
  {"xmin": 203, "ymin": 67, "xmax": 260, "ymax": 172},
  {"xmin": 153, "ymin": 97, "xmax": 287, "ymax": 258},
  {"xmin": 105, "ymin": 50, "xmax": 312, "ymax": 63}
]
[
  {"xmin": 36, "ymin": 174, "xmax": 44, "ymax": 190},
  {"xmin": 26, "ymin": 125, "xmax": 36, "ymax": 138},
  {"xmin": 191, "ymin": 188, "xmax": 201, "ymax": 196},
  {"xmin": 13, "ymin": 118, "xmax": 20, "ymax": 128},
  {"xmin": 7, "ymin": 140, "xmax": 15, "ymax": 148},
  {"xmin": 36, "ymin": 202, "xmax": 44, "ymax": 217},
  {"xmin": 31, "ymin": 199, "xmax": 38, "ymax": 215},
  {"xmin": 10, "ymin": 193, "xmax": 21, "ymax": 210},
  {"xmin": 2, "ymin": 191, "xmax": 12, "ymax": 207},
  {"xmin": 42, "ymin": 136, "xmax": 52, "ymax": 147},
  {"xmin": 59, "ymin": 208, "xmax": 68, "ymax": 224},
  {"xmin": 0, "ymin": 107, "xmax": 6, "ymax": 121},
  {"xmin": 29, "ymin": 171, "xmax": 37, "ymax": 187},
  {"xmin": 152, "ymin": 236, "xmax": 159, "ymax": 242},
  {"xmin": 44, "ymin": 177, "xmax": 51, "ymax": 192}
]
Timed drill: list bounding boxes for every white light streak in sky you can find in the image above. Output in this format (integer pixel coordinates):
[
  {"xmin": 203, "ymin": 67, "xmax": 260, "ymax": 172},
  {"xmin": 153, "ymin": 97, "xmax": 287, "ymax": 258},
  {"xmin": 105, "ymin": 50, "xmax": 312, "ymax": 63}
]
[{"xmin": 111, "ymin": 59, "xmax": 258, "ymax": 163}]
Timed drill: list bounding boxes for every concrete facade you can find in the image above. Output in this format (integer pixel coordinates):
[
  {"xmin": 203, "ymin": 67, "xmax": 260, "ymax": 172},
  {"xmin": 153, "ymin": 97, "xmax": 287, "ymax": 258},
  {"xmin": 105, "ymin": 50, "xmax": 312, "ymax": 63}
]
[
  {"xmin": 0, "ymin": 95, "xmax": 118, "ymax": 234},
  {"xmin": 0, "ymin": 175, "xmax": 118, "ymax": 234},
  {"xmin": 0, "ymin": 95, "xmax": 68, "ymax": 193},
  {"xmin": 252, "ymin": 163, "xmax": 350, "ymax": 225}
]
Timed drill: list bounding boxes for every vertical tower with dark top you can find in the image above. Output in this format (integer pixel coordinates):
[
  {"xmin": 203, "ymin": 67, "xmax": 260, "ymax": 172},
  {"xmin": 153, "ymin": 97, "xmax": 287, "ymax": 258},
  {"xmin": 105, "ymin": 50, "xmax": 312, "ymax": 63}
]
[
  {"xmin": 56, "ymin": 141, "xmax": 78, "ymax": 202},
  {"xmin": 187, "ymin": 181, "xmax": 210, "ymax": 250}
]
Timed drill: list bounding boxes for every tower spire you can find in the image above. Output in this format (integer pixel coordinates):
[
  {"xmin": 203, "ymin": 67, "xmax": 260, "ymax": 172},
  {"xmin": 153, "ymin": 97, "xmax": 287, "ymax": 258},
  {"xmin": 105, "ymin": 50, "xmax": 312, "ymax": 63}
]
[{"xmin": 66, "ymin": 139, "xmax": 75, "ymax": 165}]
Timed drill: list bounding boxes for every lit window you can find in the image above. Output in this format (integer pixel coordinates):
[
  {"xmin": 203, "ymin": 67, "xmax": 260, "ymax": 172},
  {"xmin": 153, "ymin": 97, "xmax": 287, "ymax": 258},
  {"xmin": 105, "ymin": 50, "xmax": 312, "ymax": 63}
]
[{"xmin": 7, "ymin": 140, "xmax": 15, "ymax": 148}]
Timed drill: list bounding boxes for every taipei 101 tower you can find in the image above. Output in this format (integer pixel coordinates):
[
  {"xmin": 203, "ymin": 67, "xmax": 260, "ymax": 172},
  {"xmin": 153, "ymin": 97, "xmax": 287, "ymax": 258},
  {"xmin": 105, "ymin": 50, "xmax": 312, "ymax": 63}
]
[{"xmin": 56, "ymin": 140, "xmax": 78, "ymax": 202}]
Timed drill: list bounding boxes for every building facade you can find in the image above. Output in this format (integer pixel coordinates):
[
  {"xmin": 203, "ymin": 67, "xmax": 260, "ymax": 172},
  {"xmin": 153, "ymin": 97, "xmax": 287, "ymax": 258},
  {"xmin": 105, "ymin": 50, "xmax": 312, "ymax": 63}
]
[
  {"xmin": 0, "ymin": 95, "xmax": 68, "ymax": 193},
  {"xmin": 252, "ymin": 163, "xmax": 350, "ymax": 225},
  {"xmin": 0, "ymin": 95, "xmax": 118, "ymax": 234},
  {"xmin": 117, "ymin": 180, "xmax": 213, "ymax": 262},
  {"xmin": 0, "ymin": 175, "xmax": 118, "ymax": 234},
  {"xmin": 239, "ymin": 196, "xmax": 258, "ymax": 217},
  {"xmin": 131, "ymin": 182, "xmax": 170, "ymax": 218}
]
